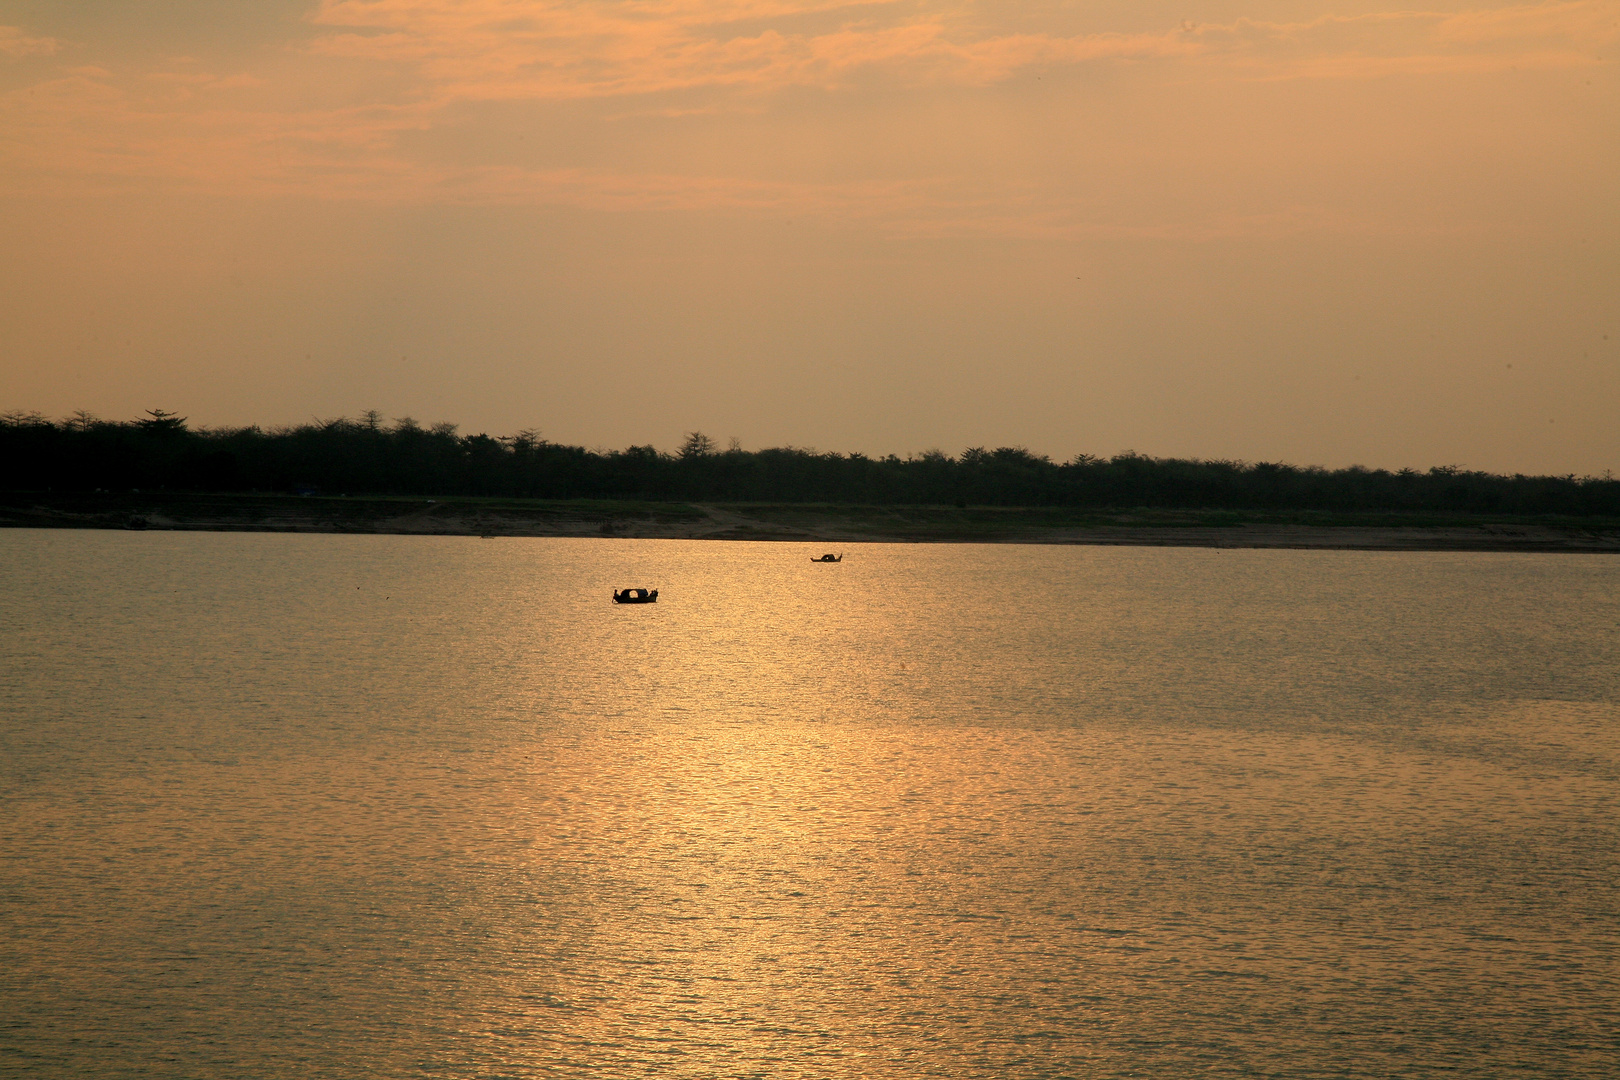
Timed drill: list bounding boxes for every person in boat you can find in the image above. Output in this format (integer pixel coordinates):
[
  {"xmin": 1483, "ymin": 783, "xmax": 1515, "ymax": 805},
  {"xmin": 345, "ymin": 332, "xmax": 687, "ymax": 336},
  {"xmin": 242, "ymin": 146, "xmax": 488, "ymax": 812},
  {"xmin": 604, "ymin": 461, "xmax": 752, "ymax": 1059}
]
[{"xmin": 613, "ymin": 588, "xmax": 658, "ymax": 602}]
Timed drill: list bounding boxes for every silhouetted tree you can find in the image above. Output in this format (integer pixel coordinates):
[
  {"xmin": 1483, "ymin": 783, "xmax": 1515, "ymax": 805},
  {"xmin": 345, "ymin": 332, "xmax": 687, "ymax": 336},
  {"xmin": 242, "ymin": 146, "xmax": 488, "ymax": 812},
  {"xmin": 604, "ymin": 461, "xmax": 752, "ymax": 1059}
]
[
  {"xmin": 3, "ymin": 409, "xmax": 1618, "ymax": 515},
  {"xmin": 136, "ymin": 409, "xmax": 187, "ymax": 434},
  {"xmin": 680, "ymin": 431, "xmax": 716, "ymax": 459}
]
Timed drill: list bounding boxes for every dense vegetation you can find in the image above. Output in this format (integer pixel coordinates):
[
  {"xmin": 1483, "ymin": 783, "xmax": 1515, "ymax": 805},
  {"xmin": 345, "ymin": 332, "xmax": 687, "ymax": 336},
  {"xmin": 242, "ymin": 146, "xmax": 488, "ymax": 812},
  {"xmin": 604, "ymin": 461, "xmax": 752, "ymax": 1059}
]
[{"xmin": 4, "ymin": 409, "xmax": 1618, "ymax": 515}]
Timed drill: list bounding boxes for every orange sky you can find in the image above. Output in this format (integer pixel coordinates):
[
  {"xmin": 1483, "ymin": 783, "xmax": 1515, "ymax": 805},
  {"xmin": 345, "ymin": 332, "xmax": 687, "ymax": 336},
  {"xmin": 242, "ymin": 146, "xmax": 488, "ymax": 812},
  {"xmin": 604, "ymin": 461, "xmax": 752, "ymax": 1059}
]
[{"xmin": 2, "ymin": 0, "xmax": 1616, "ymax": 472}]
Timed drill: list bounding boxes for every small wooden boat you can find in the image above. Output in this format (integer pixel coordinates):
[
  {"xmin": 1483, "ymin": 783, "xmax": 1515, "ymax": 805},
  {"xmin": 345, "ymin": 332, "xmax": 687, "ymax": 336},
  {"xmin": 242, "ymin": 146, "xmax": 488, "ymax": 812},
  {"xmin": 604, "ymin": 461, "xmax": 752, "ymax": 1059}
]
[
  {"xmin": 810, "ymin": 553, "xmax": 842, "ymax": 563},
  {"xmin": 613, "ymin": 588, "xmax": 658, "ymax": 604}
]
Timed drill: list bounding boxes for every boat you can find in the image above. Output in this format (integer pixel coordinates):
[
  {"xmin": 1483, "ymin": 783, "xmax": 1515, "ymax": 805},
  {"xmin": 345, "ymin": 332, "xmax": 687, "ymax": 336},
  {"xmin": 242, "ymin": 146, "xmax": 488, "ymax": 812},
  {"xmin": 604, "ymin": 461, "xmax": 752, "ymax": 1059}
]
[
  {"xmin": 613, "ymin": 588, "xmax": 658, "ymax": 604},
  {"xmin": 810, "ymin": 553, "xmax": 842, "ymax": 563}
]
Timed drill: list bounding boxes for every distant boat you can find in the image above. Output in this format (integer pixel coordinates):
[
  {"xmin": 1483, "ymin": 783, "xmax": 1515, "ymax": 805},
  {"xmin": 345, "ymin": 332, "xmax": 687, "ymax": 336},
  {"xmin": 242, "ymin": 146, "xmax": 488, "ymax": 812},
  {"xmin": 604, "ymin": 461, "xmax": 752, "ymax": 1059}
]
[
  {"xmin": 810, "ymin": 553, "xmax": 842, "ymax": 563},
  {"xmin": 613, "ymin": 588, "xmax": 658, "ymax": 604}
]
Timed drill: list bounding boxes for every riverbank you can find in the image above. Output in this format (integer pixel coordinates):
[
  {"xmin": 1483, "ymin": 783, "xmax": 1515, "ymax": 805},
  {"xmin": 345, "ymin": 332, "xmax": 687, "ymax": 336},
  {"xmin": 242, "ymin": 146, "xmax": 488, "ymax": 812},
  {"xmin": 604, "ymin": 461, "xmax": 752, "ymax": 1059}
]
[{"xmin": 4, "ymin": 491, "xmax": 1619, "ymax": 552}]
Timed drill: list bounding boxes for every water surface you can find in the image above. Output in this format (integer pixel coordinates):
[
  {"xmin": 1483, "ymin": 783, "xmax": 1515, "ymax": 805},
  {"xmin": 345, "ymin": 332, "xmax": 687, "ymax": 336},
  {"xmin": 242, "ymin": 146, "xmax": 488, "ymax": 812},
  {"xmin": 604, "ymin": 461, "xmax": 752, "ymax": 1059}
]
[{"xmin": 2, "ymin": 531, "xmax": 1617, "ymax": 1077}]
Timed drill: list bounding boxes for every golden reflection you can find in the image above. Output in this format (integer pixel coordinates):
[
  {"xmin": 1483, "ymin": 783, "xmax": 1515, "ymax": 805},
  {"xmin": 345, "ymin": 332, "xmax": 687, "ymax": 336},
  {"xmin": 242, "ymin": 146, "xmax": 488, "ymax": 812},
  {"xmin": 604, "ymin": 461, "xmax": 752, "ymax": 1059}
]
[{"xmin": 7, "ymin": 534, "xmax": 1617, "ymax": 1075}]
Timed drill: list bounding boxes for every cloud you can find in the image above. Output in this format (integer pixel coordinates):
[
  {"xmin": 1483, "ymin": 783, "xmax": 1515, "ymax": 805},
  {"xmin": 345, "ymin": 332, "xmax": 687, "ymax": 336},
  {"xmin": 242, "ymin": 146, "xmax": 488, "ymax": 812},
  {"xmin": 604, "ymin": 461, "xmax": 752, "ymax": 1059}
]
[
  {"xmin": 2, "ymin": 0, "xmax": 1614, "ymax": 239},
  {"xmin": 0, "ymin": 25, "xmax": 60, "ymax": 58},
  {"xmin": 306, "ymin": 0, "xmax": 1202, "ymax": 100},
  {"xmin": 302, "ymin": 0, "xmax": 1617, "ymax": 101},
  {"xmin": 1436, "ymin": 0, "xmax": 1620, "ymax": 44},
  {"xmin": 1186, "ymin": 3, "xmax": 1618, "ymax": 80},
  {"xmin": 0, "ymin": 70, "xmax": 438, "ymax": 197}
]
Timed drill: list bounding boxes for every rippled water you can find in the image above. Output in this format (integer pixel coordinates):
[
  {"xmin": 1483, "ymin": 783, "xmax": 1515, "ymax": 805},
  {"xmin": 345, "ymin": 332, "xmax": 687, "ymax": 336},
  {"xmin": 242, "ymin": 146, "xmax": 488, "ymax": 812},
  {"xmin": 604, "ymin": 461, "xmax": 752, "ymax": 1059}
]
[{"xmin": 2, "ymin": 530, "xmax": 1617, "ymax": 1078}]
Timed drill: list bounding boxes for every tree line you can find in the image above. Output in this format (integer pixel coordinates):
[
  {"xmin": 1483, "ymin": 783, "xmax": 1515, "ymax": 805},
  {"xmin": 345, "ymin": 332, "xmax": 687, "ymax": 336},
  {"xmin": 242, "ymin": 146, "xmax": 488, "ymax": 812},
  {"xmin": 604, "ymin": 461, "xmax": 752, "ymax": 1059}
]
[{"xmin": 4, "ymin": 409, "xmax": 1617, "ymax": 516}]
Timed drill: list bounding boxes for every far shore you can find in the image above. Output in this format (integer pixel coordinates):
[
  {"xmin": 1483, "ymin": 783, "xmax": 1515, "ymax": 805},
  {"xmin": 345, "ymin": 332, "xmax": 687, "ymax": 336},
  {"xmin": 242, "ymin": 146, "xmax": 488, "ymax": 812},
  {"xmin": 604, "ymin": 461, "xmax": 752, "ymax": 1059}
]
[{"xmin": 4, "ymin": 491, "xmax": 1619, "ymax": 553}]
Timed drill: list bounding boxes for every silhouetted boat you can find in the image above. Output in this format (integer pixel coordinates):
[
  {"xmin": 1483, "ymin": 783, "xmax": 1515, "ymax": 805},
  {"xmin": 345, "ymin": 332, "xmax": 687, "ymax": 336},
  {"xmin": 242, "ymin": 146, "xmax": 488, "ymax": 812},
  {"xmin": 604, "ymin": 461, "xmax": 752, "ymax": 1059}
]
[
  {"xmin": 613, "ymin": 588, "xmax": 658, "ymax": 604},
  {"xmin": 811, "ymin": 553, "xmax": 842, "ymax": 563}
]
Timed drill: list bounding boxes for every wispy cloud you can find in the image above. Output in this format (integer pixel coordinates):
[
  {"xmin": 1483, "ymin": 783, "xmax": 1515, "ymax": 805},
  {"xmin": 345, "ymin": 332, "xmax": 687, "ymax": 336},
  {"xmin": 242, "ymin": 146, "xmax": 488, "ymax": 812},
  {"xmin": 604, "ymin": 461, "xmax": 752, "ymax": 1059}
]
[
  {"xmin": 306, "ymin": 0, "xmax": 1200, "ymax": 100},
  {"xmin": 304, "ymin": 0, "xmax": 1616, "ymax": 100},
  {"xmin": 2, "ymin": 0, "xmax": 1613, "ymax": 237},
  {"xmin": 0, "ymin": 24, "xmax": 60, "ymax": 58},
  {"xmin": 1187, "ymin": 3, "xmax": 1617, "ymax": 80},
  {"xmin": 1437, "ymin": 0, "xmax": 1620, "ymax": 43}
]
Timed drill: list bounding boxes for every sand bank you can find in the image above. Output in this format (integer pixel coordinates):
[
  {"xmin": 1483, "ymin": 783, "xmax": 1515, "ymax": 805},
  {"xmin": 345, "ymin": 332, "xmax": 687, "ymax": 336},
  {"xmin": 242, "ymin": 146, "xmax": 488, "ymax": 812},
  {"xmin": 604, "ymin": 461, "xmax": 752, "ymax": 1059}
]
[{"xmin": 4, "ymin": 492, "xmax": 1618, "ymax": 552}]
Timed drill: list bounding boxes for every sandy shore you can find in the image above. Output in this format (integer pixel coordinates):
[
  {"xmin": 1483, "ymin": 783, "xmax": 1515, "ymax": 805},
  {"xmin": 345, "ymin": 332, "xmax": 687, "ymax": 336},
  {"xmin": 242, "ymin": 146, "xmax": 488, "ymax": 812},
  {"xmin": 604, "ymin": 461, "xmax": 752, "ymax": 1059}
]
[{"xmin": 4, "ymin": 492, "xmax": 1619, "ymax": 552}]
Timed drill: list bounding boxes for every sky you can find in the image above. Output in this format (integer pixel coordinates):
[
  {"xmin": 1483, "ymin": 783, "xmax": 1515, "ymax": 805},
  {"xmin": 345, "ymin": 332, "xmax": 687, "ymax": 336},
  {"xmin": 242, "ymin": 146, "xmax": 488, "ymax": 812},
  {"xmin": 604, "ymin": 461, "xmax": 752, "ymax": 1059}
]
[{"xmin": 1, "ymin": 0, "xmax": 1616, "ymax": 473}]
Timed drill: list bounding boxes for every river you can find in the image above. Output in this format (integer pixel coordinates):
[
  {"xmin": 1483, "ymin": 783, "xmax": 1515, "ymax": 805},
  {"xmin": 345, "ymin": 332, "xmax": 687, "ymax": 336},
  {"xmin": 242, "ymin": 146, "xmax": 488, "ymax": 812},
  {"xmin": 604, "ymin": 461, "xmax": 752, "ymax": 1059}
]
[{"xmin": 2, "ymin": 530, "xmax": 1616, "ymax": 1077}]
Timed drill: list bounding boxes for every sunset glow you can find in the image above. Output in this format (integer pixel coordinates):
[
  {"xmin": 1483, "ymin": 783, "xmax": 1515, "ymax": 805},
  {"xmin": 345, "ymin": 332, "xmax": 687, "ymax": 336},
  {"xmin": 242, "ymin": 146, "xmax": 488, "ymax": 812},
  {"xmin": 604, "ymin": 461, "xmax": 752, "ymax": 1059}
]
[{"xmin": 2, "ymin": 0, "xmax": 1615, "ymax": 471}]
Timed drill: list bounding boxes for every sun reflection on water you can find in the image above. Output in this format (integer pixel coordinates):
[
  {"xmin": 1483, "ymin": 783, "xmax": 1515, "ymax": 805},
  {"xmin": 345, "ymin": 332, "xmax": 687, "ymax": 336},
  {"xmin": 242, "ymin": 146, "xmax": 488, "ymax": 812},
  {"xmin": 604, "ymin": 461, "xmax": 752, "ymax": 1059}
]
[{"xmin": 1, "ymin": 533, "xmax": 1616, "ymax": 1076}]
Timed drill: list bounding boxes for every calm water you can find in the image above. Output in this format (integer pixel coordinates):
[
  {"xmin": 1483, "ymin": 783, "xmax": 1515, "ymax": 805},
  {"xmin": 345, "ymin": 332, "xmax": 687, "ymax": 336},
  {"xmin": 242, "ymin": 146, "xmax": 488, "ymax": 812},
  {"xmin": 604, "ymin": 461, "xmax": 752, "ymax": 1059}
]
[{"xmin": 2, "ymin": 530, "xmax": 1617, "ymax": 1078}]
